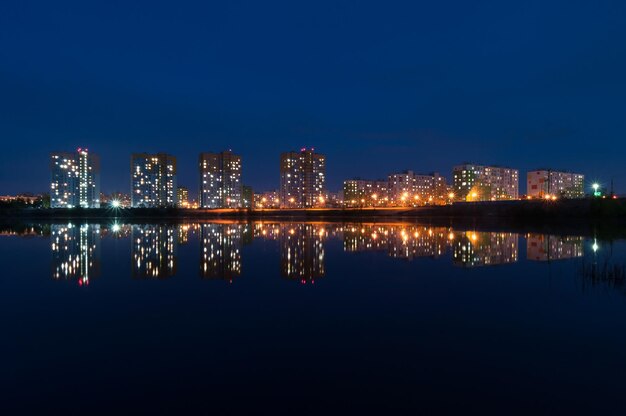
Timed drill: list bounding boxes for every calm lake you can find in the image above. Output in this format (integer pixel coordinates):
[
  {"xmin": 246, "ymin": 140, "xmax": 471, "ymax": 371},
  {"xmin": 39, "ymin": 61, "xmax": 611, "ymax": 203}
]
[{"xmin": 2, "ymin": 221, "xmax": 626, "ymax": 414}]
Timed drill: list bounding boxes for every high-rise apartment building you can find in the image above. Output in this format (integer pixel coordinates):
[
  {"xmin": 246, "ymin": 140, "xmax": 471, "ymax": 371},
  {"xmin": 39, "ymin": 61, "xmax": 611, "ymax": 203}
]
[
  {"xmin": 199, "ymin": 151, "xmax": 242, "ymax": 208},
  {"xmin": 527, "ymin": 170, "xmax": 584, "ymax": 199},
  {"xmin": 452, "ymin": 164, "xmax": 519, "ymax": 201},
  {"xmin": 131, "ymin": 153, "xmax": 177, "ymax": 207},
  {"xmin": 50, "ymin": 148, "xmax": 100, "ymax": 208},
  {"xmin": 279, "ymin": 148, "xmax": 326, "ymax": 208}
]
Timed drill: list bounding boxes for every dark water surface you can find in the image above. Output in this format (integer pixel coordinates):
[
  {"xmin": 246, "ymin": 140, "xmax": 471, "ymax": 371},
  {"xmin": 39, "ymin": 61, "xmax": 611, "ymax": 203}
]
[{"xmin": 2, "ymin": 221, "xmax": 626, "ymax": 414}]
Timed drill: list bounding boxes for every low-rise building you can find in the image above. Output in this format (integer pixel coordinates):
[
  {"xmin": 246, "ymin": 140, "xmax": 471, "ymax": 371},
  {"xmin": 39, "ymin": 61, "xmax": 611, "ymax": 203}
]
[
  {"xmin": 527, "ymin": 170, "xmax": 584, "ymax": 199},
  {"xmin": 452, "ymin": 164, "xmax": 519, "ymax": 201},
  {"xmin": 343, "ymin": 179, "xmax": 387, "ymax": 207}
]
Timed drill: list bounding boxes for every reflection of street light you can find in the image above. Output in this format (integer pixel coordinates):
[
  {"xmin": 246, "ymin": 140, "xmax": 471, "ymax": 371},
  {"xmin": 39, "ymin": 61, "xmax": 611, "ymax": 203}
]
[{"xmin": 592, "ymin": 239, "xmax": 599, "ymax": 252}]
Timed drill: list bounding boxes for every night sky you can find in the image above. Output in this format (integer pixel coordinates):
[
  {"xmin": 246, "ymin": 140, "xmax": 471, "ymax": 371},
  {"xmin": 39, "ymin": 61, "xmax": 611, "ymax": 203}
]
[{"xmin": 2, "ymin": 0, "xmax": 626, "ymax": 196}]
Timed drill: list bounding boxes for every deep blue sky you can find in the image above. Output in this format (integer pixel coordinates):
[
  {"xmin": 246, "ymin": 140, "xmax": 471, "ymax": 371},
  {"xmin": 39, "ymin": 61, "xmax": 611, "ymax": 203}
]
[{"xmin": 1, "ymin": 0, "xmax": 626, "ymax": 196}]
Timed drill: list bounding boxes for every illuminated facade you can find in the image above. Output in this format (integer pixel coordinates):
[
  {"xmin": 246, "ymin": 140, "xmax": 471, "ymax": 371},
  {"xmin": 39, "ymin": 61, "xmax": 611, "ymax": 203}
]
[
  {"xmin": 387, "ymin": 171, "xmax": 448, "ymax": 205},
  {"xmin": 50, "ymin": 148, "xmax": 100, "ymax": 208},
  {"xmin": 199, "ymin": 151, "xmax": 242, "ymax": 208},
  {"xmin": 343, "ymin": 179, "xmax": 387, "ymax": 207},
  {"xmin": 131, "ymin": 153, "xmax": 177, "ymax": 207},
  {"xmin": 255, "ymin": 190, "xmax": 280, "ymax": 208},
  {"xmin": 527, "ymin": 170, "xmax": 585, "ymax": 199},
  {"xmin": 279, "ymin": 149, "xmax": 326, "ymax": 208},
  {"xmin": 177, "ymin": 186, "xmax": 189, "ymax": 208},
  {"xmin": 452, "ymin": 164, "xmax": 519, "ymax": 201},
  {"xmin": 51, "ymin": 223, "xmax": 101, "ymax": 285}
]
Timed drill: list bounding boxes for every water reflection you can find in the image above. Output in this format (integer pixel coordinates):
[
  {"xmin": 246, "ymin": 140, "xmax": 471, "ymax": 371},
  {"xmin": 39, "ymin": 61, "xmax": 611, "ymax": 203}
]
[
  {"xmin": 51, "ymin": 224, "xmax": 100, "ymax": 285},
  {"xmin": 1, "ymin": 222, "xmax": 596, "ymax": 283},
  {"xmin": 344, "ymin": 225, "xmax": 449, "ymax": 259},
  {"xmin": 527, "ymin": 234, "xmax": 584, "ymax": 261},
  {"xmin": 280, "ymin": 224, "xmax": 325, "ymax": 283},
  {"xmin": 132, "ymin": 225, "xmax": 177, "ymax": 278},
  {"xmin": 200, "ymin": 223, "xmax": 250, "ymax": 281},
  {"xmin": 452, "ymin": 232, "xmax": 518, "ymax": 267}
]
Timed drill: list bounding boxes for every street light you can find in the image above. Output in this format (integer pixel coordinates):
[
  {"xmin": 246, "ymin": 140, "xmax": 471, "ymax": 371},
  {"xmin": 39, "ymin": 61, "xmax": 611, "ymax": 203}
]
[{"xmin": 592, "ymin": 183, "xmax": 601, "ymax": 197}]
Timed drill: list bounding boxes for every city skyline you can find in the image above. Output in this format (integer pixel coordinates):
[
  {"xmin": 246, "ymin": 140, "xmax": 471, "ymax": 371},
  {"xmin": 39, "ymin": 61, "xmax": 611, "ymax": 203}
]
[
  {"xmin": 44, "ymin": 147, "xmax": 596, "ymax": 205},
  {"xmin": 2, "ymin": 2, "xmax": 626, "ymax": 196}
]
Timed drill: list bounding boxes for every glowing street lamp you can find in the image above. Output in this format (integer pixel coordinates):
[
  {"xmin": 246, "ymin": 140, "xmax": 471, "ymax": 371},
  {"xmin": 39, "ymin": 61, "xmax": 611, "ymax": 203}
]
[
  {"xmin": 111, "ymin": 199, "xmax": 121, "ymax": 208},
  {"xmin": 592, "ymin": 183, "xmax": 601, "ymax": 197}
]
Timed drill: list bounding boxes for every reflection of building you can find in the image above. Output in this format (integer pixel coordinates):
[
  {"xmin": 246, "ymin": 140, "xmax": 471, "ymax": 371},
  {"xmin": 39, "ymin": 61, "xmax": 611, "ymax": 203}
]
[
  {"xmin": 131, "ymin": 153, "xmax": 177, "ymax": 207},
  {"xmin": 280, "ymin": 224, "xmax": 325, "ymax": 282},
  {"xmin": 527, "ymin": 170, "xmax": 585, "ymax": 199},
  {"xmin": 452, "ymin": 164, "xmax": 519, "ymax": 201},
  {"xmin": 51, "ymin": 223, "xmax": 101, "ymax": 285},
  {"xmin": 200, "ymin": 224, "xmax": 248, "ymax": 280},
  {"xmin": 343, "ymin": 225, "xmax": 449, "ymax": 259},
  {"xmin": 132, "ymin": 225, "xmax": 177, "ymax": 278},
  {"xmin": 280, "ymin": 149, "xmax": 326, "ymax": 208},
  {"xmin": 199, "ymin": 151, "xmax": 242, "ymax": 208},
  {"xmin": 343, "ymin": 179, "xmax": 387, "ymax": 207},
  {"xmin": 50, "ymin": 148, "xmax": 100, "ymax": 208},
  {"xmin": 527, "ymin": 235, "xmax": 584, "ymax": 261},
  {"xmin": 452, "ymin": 232, "xmax": 518, "ymax": 267}
]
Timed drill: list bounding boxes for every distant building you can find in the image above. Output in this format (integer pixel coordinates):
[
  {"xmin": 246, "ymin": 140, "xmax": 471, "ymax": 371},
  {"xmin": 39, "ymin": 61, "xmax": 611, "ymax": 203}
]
[
  {"xmin": 527, "ymin": 170, "xmax": 584, "ymax": 199},
  {"xmin": 452, "ymin": 164, "xmax": 519, "ymax": 201},
  {"xmin": 325, "ymin": 190, "xmax": 343, "ymax": 207},
  {"xmin": 50, "ymin": 148, "xmax": 100, "ymax": 208},
  {"xmin": 177, "ymin": 186, "xmax": 189, "ymax": 208},
  {"xmin": 100, "ymin": 192, "xmax": 131, "ymax": 208},
  {"xmin": 255, "ymin": 190, "xmax": 280, "ymax": 208},
  {"xmin": 199, "ymin": 151, "xmax": 242, "ymax": 208},
  {"xmin": 280, "ymin": 148, "xmax": 326, "ymax": 208},
  {"xmin": 242, "ymin": 185, "xmax": 253, "ymax": 208},
  {"xmin": 343, "ymin": 179, "xmax": 387, "ymax": 207},
  {"xmin": 387, "ymin": 171, "xmax": 448, "ymax": 205},
  {"xmin": 0, "ymin": 194, "xmax": 40, "ymax": 205},
  {"xmin": 131, "ymin": 153, "xmax": 177, "ymax": 207}
]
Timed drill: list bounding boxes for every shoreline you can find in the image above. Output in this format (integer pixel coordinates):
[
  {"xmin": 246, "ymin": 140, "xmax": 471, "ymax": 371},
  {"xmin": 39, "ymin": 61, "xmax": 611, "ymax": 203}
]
[{"xmin": 2, "ymin": 199, "xmax": 626, "ymax": 239}]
